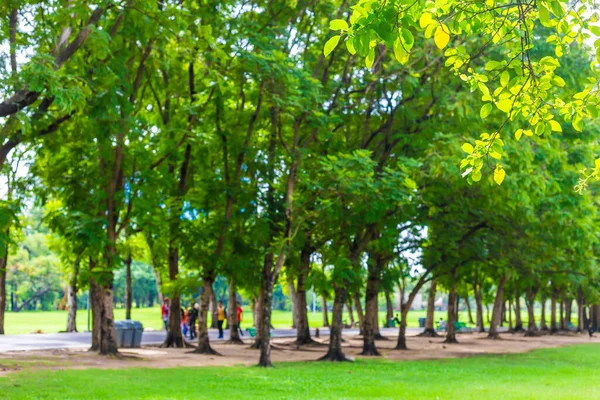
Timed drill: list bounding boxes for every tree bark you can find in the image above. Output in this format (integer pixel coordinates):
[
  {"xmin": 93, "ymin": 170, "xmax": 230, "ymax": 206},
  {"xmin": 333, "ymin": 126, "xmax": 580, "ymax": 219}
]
[
  {"xmin": 288, "ymin": 274, "xmax": 298, "ymax": 329},
  {"xmin": 540, "ymin": 297, "xmax": 548, "ymax": 331},
  {"xmin": 258, "ymin": 271, "xmax": 275, "ymax": 367},
  {"xmin": 193, "ymin": 279, "xmax": 219, "ymax": 354},
  {"xmin": 0, "ymin": 252, "xmax": 7, "ymax": 335},
  {"xmin": 210, "ymin": 287, "xmax": 218, "ymax": 329},
  {"xmin": 474, "ymin": 283, "xmax": 485, "ymax": 333},
  {"xmin": 385, "ymin": 289, "xmax": 393, "ymax": 328},
  {"xmin": 419, "ymin": 280, "xmax": 438, "ymax": 337},
  {"xmin": 295, "ymin": 243, "xmax": 313, "ymax": 345},
  {"xmin": 488, "ymin": 275, "xmax": 507, "ymax": 339},
  {"xmin": 354, "ymin": 291, "xmax": 365, "ymax": 335},
  {"xmin": 89, "ymin": 275, "xmax": 101, "ymax": 351},
  {"xmin": 444, "ymin": 283, "xmax": 458, "ymax": 344},
  {"xmin": 319, "ymin": 284, "xmax": 351, "ymax": 361},
  {"xmin": 524, "ymin": 290, "xmax": 537, "ymax": 337},
  {"xmin": 513, "ymin": 294, "xmax": 523, "ymax": 332},
  {"xmin": 576, "ymin": 290, "xmax": 584, "ymax": 333},
  {"xmin": 559, "ymin": 300, "xmax": 566, "ymax": 330},
  {"xmin": 162, "ymin": 244, "xmax": 185, "ymax": 348},
  {"xmin": 465, "ymin": 295, "xmax": 474, "ymax": 324},
  {"xmin": 396, "ymin": 272, "xmax": 430, "ymax": 350},
  {"xmin": 565, "ymin": 299, "xmax": 572, "ymax": 326},
  {"xmin": 550, "ymin": 295, "xmax": 558, "ymax": 333},
  {"xmin": 321, "ymin": 295, "xmax": 329, "ymax": 327},
  {"xmin": 226, "ymin": 280, "xmax": 243, "ymax": 345},
  {"xmin": 66, "ymin": 256, "xmax": 81, "ymax": 332},
  {"xmin": 361, "ymin": 257, "xmax": 382, "ymax": 355},
  {"xmin": 346, "ymin": 302, "xmax": 355, "ymax": 327},
  {"xmin": 124, "ymin": 250, "xmax": 132, "ymax": 320}
]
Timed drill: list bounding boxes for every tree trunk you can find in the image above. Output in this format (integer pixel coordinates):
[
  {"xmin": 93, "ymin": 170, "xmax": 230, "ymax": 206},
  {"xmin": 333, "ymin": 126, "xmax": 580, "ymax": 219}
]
[
  {"xmin": 540, "ymin": 297, "xmax": 548, "ymax": 331},
  {"xmin": 508, "ymin": 301, "xmax": 513, "ymax": 331},
  {"xmin": 319, "ymin": 284, "xmax": 351, "ymax": 361},
  {"xmin": 565, "ymin": 299, "xmax": 572, "ymax": 326},
  {"xmin": 98, "ymin": 281, "xmax": 118, "ymax": 355},
  {"xmin": 465, "ymin": 295, "xmax": 474, "ymax": 324},
  {"xmin": 550, "ymin": 295, "xmax": 558, "ymax": 333},
  {"xmin": 288, "ymin": 274, "xmax": 298, "ymax": 329},
  {"xmin": 354, "ymin": 291, "xmax": 365, "ymax": 335},
  {"xmin": 559, "ymin": 300, "xmax": 566, "ymax": 330},
  {"xmin": 524, "ymin": 290, "xmax": 537, "ymax": 337},
  {"xmin": 500, "ymin": 301, "xmax": 506, "ymax": 327},
  {"xmin": 226, "ymin": 280, "xmax": 243, "ymax": 345},
  {"xmin": 193, "ymin": 279, "xmax": 219, "ymax": 354},
  {"xmin": 513, "ymin": 294, "xmax": 523, "ymax": 332},
  {"xmin": 295, "ymin": 244, "xmax": 313, "ymax": 345},
  {"xmin": 124, "ymin": 250, "xmax": 132, "ymax": 320},
  {"xmin": 346, "ymin": 302, "xmax": 355, "ymax": 327},
  {"xmin": 361, "ymin": 263, "xmax": 381, "ymax": 355},
  {"xmin": 162, "ymin": 245, "xmax": 185, "ymax": 348},
  {"xmin": 474, "ymin": 283, "xmax": 485, "ymax": 333},
  {"xmin": 576, "ymin": 291, "xmax": 584, "ymax": 333},
  {"xmin": 258, "ymin": 273, "xmax": 275, "ymax": 367},
  {"xmin": 89, "ymin": 276, "xmax": 101, "ymax": 351},
  {"xmin": 210, "ymin": 287, "xmax": 218, "ymax": 329},
  {"xmin": 0, "ymin": 253, "xmax": 7, "ymax": 335},
  {"xmin": 444, "ymin": 283, "xmax": 458, "ymax": 344},
  {"xmin": 396, "ymin": 273, "xmax": 430, "ymax": 350},
  {"xmin": 488, "ymin": 275, "xmax": 507, "ymax": 339},
  {"xmin": 385, "ymin": 289, "xmax": 393, "ymax": 328},
  {"xmin": 420, "ymin": 280, "xmax": 438, "ymax": 337},
  {"xmin": 66, "ymin": 256, "xmax": 81, "ymax": 332},
  {"xmin": 321, "ymin": 295, "xmax": 329, "ymax": 327}
]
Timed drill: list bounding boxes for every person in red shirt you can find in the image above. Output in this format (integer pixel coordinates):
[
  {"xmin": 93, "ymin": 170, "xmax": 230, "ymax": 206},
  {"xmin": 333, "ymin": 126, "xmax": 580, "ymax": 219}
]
[
  {"xmin": 161, "ymin": 298, "xmax": 169, "ymax": 332},
  {"xmin": 236, "ymin": 305, "xmax": 244, "ymax": 336}
]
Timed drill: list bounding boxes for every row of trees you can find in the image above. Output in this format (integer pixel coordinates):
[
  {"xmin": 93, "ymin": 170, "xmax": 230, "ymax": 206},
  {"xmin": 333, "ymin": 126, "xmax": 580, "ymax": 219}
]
[{"xmin": 1, "ymin": 0, "xmax": 600, "ymax": 367}]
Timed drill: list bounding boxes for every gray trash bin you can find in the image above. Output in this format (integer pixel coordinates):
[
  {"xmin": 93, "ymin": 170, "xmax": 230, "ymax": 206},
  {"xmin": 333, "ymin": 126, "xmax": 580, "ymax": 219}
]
[{"xmin": 114, "ymin": 320, "xmax": 144, "ymax": 348}]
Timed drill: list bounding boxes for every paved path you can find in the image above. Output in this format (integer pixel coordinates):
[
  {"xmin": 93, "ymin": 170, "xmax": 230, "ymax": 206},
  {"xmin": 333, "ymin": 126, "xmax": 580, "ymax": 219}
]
[{"xmin": 0, "ymin": 327, "xmax": 422, "ymax": 353}]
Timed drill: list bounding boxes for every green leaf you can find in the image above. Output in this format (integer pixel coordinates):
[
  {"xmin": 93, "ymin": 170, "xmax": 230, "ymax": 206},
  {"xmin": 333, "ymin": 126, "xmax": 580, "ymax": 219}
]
[
  {"xmin": 329, "ymin": 19, "xmax": 349, "ymax": 31},
  {"xmin": 346, "ymin": 38, "xmax": 356, "ymax": 55},
  {"xmin": 515, "ymin": 129, "xmax": 523, "ymax": 140},
  {"xmin": 480, "ymin": 103, "xmax": 492, "ymax": 119},
  {"xmin": 539, "ymin": 6, "xmax": 553, "ymax": 27},
  {"xmin": 471, "ymin": 170, "xmax": 482, "ymax": 182},
  {"xmin": 324, "ymin": 35, "xmax": 341, "ymax": 57},
  {"xmin": 494, "ymin": 165, "xmax": 505, "ymax": 185},
  {"xmin": 461, "ymin": 143, "xmax": 474, "ymax": 154},
  {"xmin": 400, "ymin": 28, "xmax": 414, "ymax": 50}
]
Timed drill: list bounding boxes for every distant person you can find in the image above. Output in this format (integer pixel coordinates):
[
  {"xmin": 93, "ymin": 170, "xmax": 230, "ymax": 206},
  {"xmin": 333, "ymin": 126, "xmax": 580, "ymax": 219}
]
[
  {"xmin": 237, "ymin": 304, "xmax": 244, "ymax": 336},
  {"xmin": 394, "ymin": 313, "xmax": 401, "ymax": 326},
  {"xmin": 188, "ymin": 302, "xmax": 198, "ymax": 340},
  {"xmin": 439, "ymin": 318, "xmax": 447, "ymax": 331},
  {"xmin": 217, "ymin": 301, "xmax": 225, "ymax": 339},
  {"xmin": 161, "ymin": 298, "xmax": 170, "ymax": 332},
  {"xmin": 588, "ymin": 321, "xmax": 595, "ymax": 338},
  {"xmin": 181, "ymin": 307, "xmax": 189, "ymax": 338}
]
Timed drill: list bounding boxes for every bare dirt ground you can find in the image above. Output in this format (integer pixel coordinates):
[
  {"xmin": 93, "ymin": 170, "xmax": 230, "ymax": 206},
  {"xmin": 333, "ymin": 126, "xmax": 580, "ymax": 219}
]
[{"xmin": 1, "ymin": 331, "xmax": 598, "ymax": 375}]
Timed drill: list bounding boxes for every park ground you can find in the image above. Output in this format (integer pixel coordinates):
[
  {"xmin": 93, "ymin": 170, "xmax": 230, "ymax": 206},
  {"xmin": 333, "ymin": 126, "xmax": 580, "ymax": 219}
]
[{"xmin": 0, "ymin": 332, "xmax": 599, "ymax": 399}]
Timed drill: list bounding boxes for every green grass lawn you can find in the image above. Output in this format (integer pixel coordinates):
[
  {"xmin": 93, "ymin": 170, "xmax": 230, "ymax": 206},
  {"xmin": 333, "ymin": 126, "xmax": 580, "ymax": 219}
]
[
  {"xmin": 3, "ymin": 307, "xmax": 478, "ymax": 334},
  {"xmin": 1, "ymin": 344, "xmax": 598, "ymax": 399},
  {"xmin": 3, "ymin": 306, "xmax": 553, "ymax": 335}
]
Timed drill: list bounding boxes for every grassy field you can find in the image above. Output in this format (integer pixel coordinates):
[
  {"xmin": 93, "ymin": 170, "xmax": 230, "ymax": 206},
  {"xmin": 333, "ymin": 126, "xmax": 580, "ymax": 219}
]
[
  {"xmin": 3, "ymin": 307, "xmax": 482, "ymax": 335},
  {"xmin": 1, "ymin": 344, "xmax": 598, "ymax": 399}
]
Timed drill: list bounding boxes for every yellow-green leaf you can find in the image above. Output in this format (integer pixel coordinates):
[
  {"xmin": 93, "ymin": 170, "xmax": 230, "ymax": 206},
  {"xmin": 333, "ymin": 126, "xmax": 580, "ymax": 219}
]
[
  {"xmin": 471, "ymin": 170, "xmax": 482, "ymax": 182},
  {"xmin": 496, "ymin": 99, "xmax": 512, "ymax": 113},
  {"xmin": 346, "ymin": 38, "xmax": 356, "ymax": 55},
  {"xmin": 515, "ymin": 129, "xmax": 523, "ymax": 140},
  {"xmin": 324, "ymin": 35, "xmax": 341, "ymax": 57},
  {"xmin": 434, "ymin": 25, "xmax": 450, "ymax": 49},
  {"xmin": 329, "ymin": 19, "xmax": 349, "ymax": 31},
  {"xmin": 480, "ymin": 103, "xmax": 492, "ymax": 119},
  {"xmin": 393, "ymin": 38, "xmax": 409, "ymax": 64},
  {"xmin": 549, "ymin": 120, "xmax": 562, "ymax": 132},
  {"xmin": 461, "ymin": 143, "xmax": 474, "ymax": 154},
  {"xmin": 365, "ymin": 47, "xmax": 375, "ymax": 69},
  {"xmin": 420, "ymin": 13, "xmax": 433, "ymax": 28},
  {"xmin": 494, "ymin": 165, "xmax": 505, "ymax": 185}
]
